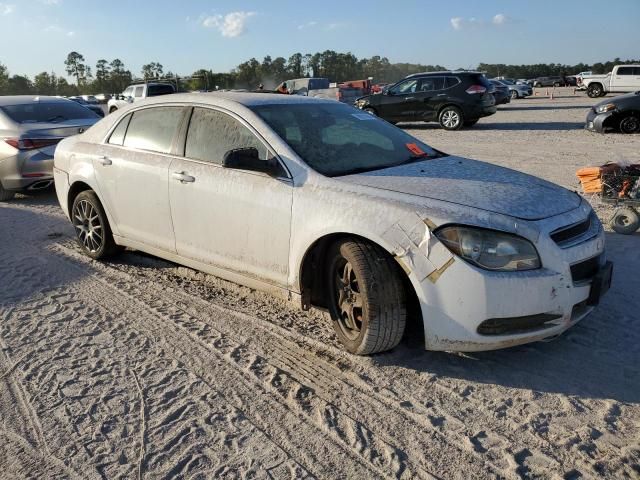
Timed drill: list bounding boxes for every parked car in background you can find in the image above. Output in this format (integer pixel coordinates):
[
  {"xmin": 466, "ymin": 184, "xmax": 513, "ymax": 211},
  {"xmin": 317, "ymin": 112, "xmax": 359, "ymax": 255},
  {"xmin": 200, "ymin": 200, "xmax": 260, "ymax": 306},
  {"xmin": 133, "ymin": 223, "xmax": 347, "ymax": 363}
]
[
  {"xmin": 564, "ymin": 76, "xmax": 578, "ymax": 87},
  {"xmin": 53, "ymin": 92, "xmax": 611, "ymax": 355},
  {"xmin": 583, "ymin": 65, "xmax": 640, "ymax": 98},
  {"xmin": 0, "ymin": 95, "xmax": 101, "ymax": 201},
  {"xmin": 532, "ymin": 76, "xmax": 565, "ymax": 87},
  {"xmin": 586, "ymin": 90, "xmax": 640, "ymax": 134},
  {"xmin": 68, "ymin": 96, "xmax": 105, "ymax": 117},
  {"xmin": 275, "ymin": 77, "xmax": 368, "ymax": 105},
  {"xmin": 489, "ymin": 80, "xmax": 511, "ymax": 105},
  {"xmin": 80, "ymin": 95, "xmax": 100, "ymax": 105},
  {"xmin": 107, "ymin": 82, "xmax": 176, "ymax": 113},
  {"xmin": 355, "ymin": 71, "xmax": 496, "ymax": 130},
  {"xmin": 495, "ymin": 79, "xmax": 533, "ymax": 99},
  {"xmin": 94, "ymin": 93, "xmax": 111, "ymax": 104},
  {"xmin": 371, "ymin": 83, "xmax": 391, "ymax": 94}
]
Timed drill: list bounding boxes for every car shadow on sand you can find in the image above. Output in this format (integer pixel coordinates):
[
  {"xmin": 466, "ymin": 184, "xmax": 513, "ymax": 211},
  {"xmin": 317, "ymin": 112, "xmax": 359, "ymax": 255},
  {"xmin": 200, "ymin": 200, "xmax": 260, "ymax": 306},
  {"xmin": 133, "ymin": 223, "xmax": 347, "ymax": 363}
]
[
  {"xmin": 504, "ymin": 105, "xmax": 591, "ymax": 111},
  {"xmin": 373, "ymin": 232, "xmax": 639, "ymax": 404},
  {"xmin": 401, "ymin": 122, "xmax": 585, "ymax": 131}
]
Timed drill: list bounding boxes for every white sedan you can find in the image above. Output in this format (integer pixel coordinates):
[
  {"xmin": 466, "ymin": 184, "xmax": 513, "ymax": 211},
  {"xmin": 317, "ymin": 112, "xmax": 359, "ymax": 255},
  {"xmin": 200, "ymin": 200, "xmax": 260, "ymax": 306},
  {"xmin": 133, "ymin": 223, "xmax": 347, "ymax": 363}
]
[{"xmin": 53, "ymin": 93, "xmax": 612, "ymax": 355}]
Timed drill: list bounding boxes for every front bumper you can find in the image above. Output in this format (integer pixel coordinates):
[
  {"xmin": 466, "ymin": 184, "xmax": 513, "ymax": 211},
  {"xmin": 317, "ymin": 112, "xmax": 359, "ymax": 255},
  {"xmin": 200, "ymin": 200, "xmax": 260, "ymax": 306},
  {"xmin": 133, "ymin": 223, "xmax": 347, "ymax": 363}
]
[
  {"xmin": 585, "ymin": 109, "xmax": 614, "ymax": 133},
  {"xmin": 415, "ymin": 219, "xmax": 609, "ymax": 351}
]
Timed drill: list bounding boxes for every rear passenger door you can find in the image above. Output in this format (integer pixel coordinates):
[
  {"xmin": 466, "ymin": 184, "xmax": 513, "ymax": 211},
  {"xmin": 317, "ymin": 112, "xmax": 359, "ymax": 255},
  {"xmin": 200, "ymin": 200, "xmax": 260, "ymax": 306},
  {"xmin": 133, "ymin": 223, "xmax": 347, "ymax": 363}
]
[
  {"xmin": 168, "ymin": 107, "xmax": 293, "ymax": 286},
  {"xmin": 612, "ymin": 66, "xmax": 635, "ymax": 91},
  {"xmin": 410, "ymin": 76, "xmax": 445, "ymax": 121},
  {"xmin": 93, "ymin": 106, "xmax": 187, "ymax": 252}
]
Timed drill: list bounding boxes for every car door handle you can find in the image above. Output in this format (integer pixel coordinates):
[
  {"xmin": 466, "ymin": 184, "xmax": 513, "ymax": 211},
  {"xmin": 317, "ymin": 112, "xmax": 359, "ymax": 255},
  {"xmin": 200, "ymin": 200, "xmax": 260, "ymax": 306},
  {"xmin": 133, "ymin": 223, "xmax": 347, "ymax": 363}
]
[
  {"xmin": 437, "ymin": 93, "xmax": 446, "ymax": 96},
  {"xmin": 172, "ymin": 171, "xmax": 195, "ymax": 183},
  {"xmin": 98, "ymin": 156, "xmax": 112, "ymax": 166},
  {"xmin": 404, "ymin": 96, "xmax": 415, "ymax": 101}
]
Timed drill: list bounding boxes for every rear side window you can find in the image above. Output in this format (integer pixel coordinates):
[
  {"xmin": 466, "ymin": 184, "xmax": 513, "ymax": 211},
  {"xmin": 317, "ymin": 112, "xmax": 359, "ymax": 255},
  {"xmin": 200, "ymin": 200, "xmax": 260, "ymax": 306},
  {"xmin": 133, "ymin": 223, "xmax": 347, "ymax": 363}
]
[
  {"xmin": 418, "ymin": 77, "xmax": 445, "ymax": 92},
  {"xmin": 108, "ymin": 113, "xmax": 131, "ymax": 145},
  {"xmin": 446, "ymin": 76, "xmax": 461, "ymax": 88},
  {"xmin": 185, "ymin": 108, "xmax": 268, "ymax": 164},
  {"xmin": 617, "ymin": 67, "xmax": 633, "ymax": 76},
  {"xmin": 148, "ymin": 84, "xmax": 175, "ymax": 96},
  {"xmin": 123, "ymin": 107, "xmax": 184, "ymax": 154},
  {"xmin": 134, "ymin": 86, "xmax": 144, "ymax": 98}
]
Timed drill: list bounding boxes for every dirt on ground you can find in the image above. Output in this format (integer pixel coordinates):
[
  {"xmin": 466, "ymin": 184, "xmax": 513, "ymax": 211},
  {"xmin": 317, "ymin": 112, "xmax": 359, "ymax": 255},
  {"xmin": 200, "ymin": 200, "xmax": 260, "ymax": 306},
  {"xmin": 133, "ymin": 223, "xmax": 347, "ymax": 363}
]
[{"xmin": 0, "ymin": 88, "xmax": 638, "ymax": 479}]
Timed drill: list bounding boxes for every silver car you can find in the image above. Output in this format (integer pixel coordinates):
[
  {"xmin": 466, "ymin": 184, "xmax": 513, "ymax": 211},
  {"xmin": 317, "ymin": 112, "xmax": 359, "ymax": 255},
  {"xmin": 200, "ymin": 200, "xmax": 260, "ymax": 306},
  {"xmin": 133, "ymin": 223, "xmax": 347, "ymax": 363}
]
[
  {"xmin": 495, "ymin": 79, "xmax": 533, "ymax": 99},
  {"xmin": 0, "ymin": 96, "xmax": 100, "ymax": 201}
]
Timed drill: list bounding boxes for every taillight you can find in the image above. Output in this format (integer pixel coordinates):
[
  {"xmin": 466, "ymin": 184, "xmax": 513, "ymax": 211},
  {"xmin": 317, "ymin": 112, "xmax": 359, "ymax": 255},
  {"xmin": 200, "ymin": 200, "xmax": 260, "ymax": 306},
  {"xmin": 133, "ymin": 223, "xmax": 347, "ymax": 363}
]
[
  {"xmin": 4, "ymin": 138, "xmax": 62, "ymax": 150},
  {"xmin": 336, "ymin": 91, "xmax": 343, "ymax": 100},
  {"xmin": 465, "ymin": 85, "xmax": 487, "ymax": 94}
]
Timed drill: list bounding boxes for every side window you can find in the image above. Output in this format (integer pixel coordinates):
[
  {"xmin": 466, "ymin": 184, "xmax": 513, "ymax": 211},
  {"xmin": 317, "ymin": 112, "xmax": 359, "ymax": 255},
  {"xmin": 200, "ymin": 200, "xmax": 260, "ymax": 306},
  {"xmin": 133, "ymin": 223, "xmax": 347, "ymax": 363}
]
[
  {"xmin": 134, "ymin": 86, "xmax": 144, "ymax": 98},
  {"xmin": 419, "ymin": 77, "xmax": 444, "ymax": 92},
  {"xmin": 108, "ymin": 113, "xmax": 131, "ymax": 146},
  {"xmin": 122, "ymin": 87, "xmax": 133, "ymax": 97},
  {"xmin": 446, "ymin": 76, "xmax": 461, "ymax": 88},
  {"xmin": 617, "ymin": 67, "xmax": 633, "ymax": 76},
  {"xmin": 123, "ymin": 107, "xmax": 184, "ymax": 153},
  {"xmin": 185, "ymin": 108, "xmax": 268, "ymax": 165},
  {"xmin": 390, "ymin": 79, "xmax": 418, "ymax": 95}
]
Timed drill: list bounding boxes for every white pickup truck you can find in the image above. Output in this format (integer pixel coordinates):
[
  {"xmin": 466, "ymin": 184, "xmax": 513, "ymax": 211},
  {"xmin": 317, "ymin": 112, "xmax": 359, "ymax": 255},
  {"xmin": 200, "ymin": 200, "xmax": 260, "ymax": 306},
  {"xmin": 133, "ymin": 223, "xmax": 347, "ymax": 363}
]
[
  {"xmin": 583, "ymin": 65, "xmax": 640, "ymax": 98},
  {"xmin": 107, "ymin": 82, "xmax": 176, "ymax": 113}
]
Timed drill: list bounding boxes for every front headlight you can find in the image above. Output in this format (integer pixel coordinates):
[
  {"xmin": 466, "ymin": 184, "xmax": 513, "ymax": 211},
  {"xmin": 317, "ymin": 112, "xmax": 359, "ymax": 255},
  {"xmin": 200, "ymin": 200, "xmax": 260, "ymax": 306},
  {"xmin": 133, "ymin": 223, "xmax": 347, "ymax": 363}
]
[
  {"xmin": 435, "ymin": 226, "xmax": 541, "ymax": 271},
  {"xmin": 596, "ymin": 103, "xmax": 616, "ymax": 114}
]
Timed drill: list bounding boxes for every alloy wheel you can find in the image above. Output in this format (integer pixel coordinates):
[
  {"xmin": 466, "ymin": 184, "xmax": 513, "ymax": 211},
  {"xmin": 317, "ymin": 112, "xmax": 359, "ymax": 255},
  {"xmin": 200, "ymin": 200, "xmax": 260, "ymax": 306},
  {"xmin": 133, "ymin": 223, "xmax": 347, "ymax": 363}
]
[
  {"xmin": 442, "ymin": 110, "xmax": 460, "ymax": 129},
  {"xmin": 333, "ymin": 259, "xmax": 363, "ymax": 340},
  {"xmin": 72, "ymin": 199, "xmax": 104, "ymax": 253}
]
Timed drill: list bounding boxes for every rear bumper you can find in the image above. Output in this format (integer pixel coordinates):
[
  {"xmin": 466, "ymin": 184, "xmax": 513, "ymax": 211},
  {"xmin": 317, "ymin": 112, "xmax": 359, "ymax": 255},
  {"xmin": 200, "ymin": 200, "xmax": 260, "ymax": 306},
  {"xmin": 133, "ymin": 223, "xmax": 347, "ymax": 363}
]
[{"xmin": 0, "ymin": 151, "xmax": 54, "ymax": 191}]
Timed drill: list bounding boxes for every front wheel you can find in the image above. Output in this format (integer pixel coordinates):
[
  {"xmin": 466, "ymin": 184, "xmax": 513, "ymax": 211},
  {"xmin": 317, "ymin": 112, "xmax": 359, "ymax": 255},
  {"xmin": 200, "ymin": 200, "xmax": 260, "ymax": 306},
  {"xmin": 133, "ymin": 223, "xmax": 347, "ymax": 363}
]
[
  {"xmin": 553, "ymin": 82, "xmax": 560, "ymax": 87},
  {"xmin": 535, "ymin": 82, "xmax": 542, "ymax": 88},
  {"xmin": 439, "ymin": 106, "xmax": 464, "ymax": 130},
  {"xmin": 71, "ymin": 190, "xmax": 119, "ymax": 259},
  {"xmin": 510, "ymin": 90, "xmax": 519, "ymax": 99},
  {"xmin": 619, "ymin": 115, "xmax": 640, "ymax": 134},
  {"xmin": 327, "ymin": 240, "xmax": 406, "ymax": 355},
  {"xmin": 611, "ymin": 208, "xmax": 640, "ymax": 235}
]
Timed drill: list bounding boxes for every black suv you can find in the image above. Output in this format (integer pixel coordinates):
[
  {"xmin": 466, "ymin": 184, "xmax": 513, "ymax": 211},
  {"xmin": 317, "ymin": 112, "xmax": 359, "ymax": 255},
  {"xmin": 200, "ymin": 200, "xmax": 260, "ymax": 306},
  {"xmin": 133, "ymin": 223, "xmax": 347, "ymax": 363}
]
[
  {"xmin": 354, "ymin": 71, "xmax": 496, "ymax": 130},
  {"xmin": 532, "ymin": 76, "xmax": 565, "ymax": 87}
]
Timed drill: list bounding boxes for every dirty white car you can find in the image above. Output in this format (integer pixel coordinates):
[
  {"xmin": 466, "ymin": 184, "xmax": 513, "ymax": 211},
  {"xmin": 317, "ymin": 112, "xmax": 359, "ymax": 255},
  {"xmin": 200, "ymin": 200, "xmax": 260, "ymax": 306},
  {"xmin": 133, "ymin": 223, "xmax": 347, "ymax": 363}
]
[{"xmin": 53, "ymin": 93, "xmax": 613, "ymax": 355}]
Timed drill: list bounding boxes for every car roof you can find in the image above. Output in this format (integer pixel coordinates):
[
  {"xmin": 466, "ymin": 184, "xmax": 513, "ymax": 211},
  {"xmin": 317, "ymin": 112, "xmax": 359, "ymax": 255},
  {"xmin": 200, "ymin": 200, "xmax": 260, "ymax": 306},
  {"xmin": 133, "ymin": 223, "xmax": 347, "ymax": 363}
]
[
  {"xmin": 406, "ymin": 71, "xmax": 482, "ymax": 78},
  {"xmin": 0, "ymin": 95, "xmax": 74, "ymax": 106},
  {"xmin": 139, "ymin": 91, "xmax": 338, "ymax": 108}
]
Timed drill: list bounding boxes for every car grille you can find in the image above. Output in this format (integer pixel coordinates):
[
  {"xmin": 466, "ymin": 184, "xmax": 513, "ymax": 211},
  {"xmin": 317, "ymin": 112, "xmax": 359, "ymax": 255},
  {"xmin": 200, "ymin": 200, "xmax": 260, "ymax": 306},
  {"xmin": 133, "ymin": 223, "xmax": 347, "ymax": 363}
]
[
  {"xmin": 550, "ymin": 215, "xmax": 596, "ymax": 248},
  {"xmin": 570, "ymin": 255, "xmax": 601, "ymax": 283},
  {"xmin": 477, "ymin": 313, "xmax": 562, "ymax": 336}
]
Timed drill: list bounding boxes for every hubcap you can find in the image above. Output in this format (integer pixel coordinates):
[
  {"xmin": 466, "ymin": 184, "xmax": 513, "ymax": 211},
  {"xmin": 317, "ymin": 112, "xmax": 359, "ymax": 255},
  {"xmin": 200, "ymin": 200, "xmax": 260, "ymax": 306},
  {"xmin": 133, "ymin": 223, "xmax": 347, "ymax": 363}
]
[
  {"xmin": 616, "ymin": 215, "xmax": 631, "ymax": 227},
  {"xmin": 72, "ymin": 199, "xmax": 103, "ymax": 253},
  {"xmin": 442, "ymin": 110, "xmax": 460, "ymax": 128},
  {"xmin": 334, "ymin": 260, "xmax": 363, "ymax": 340},
  {"xmin": 621, "ymin": 117, "xmax": 639, "ymax": 133}
]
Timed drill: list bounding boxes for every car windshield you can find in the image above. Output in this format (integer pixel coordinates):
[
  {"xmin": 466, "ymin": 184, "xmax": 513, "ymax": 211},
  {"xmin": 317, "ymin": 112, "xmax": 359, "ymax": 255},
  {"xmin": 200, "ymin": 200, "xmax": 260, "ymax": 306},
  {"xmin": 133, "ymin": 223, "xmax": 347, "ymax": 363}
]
[
  {"xmin": 0, "ymin": 101, "xmax": 98, "ymax": 123},
  {"xmin": 500, "ymin": 79, "xmax": 514, "ymax": 85},
  {"xmin": 250, "ymin": 103, "xmax": 445, "ymax": 177}
]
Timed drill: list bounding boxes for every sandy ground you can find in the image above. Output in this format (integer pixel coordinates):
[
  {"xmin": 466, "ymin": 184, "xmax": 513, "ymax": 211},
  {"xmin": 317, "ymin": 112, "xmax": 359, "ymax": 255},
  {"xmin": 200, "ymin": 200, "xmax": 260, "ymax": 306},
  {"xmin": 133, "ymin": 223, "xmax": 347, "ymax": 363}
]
[{"xmin": 0, "ymin": 88, "xmax": 638, "ymax": 479}]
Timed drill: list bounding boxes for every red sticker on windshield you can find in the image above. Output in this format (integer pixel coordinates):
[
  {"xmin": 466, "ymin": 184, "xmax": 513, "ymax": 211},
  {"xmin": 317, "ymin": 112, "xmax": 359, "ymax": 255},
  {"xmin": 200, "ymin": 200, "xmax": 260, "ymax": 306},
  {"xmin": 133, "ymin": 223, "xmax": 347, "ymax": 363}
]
[{"xmin": 406, "ymin": 143, "xmax": 426, "ymax": 156}]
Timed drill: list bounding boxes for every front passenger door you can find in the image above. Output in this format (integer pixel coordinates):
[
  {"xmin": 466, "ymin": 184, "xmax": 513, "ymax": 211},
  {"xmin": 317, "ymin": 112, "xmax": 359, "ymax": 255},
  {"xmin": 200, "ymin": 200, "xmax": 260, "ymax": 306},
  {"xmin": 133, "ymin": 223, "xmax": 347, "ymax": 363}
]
[
  {"xmin": 378, "ymin": 79, "xmax": 419, "ymax": 120},
  {"xmin": 168, "ymin": 107, "xmax": 293, "ymax": 286}
]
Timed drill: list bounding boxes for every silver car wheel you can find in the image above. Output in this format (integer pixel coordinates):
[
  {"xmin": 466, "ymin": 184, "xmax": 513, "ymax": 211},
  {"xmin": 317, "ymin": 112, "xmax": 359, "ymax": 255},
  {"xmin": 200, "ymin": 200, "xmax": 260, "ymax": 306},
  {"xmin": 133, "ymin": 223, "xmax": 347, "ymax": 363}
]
[
  {"xmin": 442, "ymin": 110, "xmax": 460, "ymax": 129},
  {"xmin": 334, "ymin": 259, "xmax": 364, "ymax": 341},
  {"xmin": 72, "ymin": 199, "xmax": 104, "ymax": 253}
]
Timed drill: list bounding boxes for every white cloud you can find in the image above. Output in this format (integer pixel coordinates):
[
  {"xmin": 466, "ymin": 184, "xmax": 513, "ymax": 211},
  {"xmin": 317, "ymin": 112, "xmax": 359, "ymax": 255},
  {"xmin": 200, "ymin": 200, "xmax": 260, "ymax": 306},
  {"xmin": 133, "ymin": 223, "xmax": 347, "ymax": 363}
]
[
  {"xmin": 326, "ymin": 22, "xmax": 347, "ymax": 30},
  {"xmin": 297, "ymin": 20, "xmax": 317, "ymax": 30},
  {"xmin": 66, "ymin": 30, "xmax": 74, "ymax": 37},
  {"xmin": 44, "ymin": 24, "xmax": 74, "ymax": 36},
  {"xmin": 450, "ymin": 17, "xmax": 463, "ymax": 30},
  {"xmin": 0, "ymin": 3, "xmax": 15, "ymax": 15},
  {"xmin": 492, "ymin": 13, "xmax": 509, "ymax": 25},
  {"xmin": 41, "ymin": 0, "xmax": 61, "ymax": 4},
  {"xmin": 201, "ymin": 11, "xmax": 256, "ymax": 38}
]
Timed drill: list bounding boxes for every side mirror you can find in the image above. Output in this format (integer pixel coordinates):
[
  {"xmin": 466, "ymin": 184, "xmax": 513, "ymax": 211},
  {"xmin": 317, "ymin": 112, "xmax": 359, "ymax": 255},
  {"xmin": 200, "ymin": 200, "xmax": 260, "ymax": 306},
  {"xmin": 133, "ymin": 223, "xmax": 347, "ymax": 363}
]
[
  {"xmin": 223, "ymin": 147, "xmax": 284, "ymax": 177},
  {"xmin": 126, "ymin": 96, "xmax": 134, "ymax": 103}
]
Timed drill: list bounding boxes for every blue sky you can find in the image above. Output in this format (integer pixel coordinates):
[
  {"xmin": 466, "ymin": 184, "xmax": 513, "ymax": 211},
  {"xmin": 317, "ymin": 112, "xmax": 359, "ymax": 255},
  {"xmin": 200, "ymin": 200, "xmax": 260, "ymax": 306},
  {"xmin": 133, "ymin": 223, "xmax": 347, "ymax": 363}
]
[{"xmin": 1, "ymin": 0, "xmax": 639, "ymax": 79}]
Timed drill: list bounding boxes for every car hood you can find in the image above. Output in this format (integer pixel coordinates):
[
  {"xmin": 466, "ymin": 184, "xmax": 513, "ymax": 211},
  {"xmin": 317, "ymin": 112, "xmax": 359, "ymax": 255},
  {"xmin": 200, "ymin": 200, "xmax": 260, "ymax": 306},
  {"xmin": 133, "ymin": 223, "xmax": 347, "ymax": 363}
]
[
  {"xmin": 338, "ymin": 156, "xmax": 581, "ymax": 221},
  {"xmin": 594, "ymin": 91, "xmax": 640, "ymax": 108}
]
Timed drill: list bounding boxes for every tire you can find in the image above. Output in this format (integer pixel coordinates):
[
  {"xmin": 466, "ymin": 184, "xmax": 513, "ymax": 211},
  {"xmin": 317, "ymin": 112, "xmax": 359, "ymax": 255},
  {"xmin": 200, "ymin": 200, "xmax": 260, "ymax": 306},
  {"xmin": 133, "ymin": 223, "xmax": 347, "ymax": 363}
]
[
  {"xmin": 71, "ymin": 190, "xmax": 119, "ymax": 259},
  {"xmin": 363, "ymin": 107, "xmax": 377, "ymax": 116},
  {"xmin": 535, "ymin": 82, "xmax": 542, "ymax": 88},
  {"xmin": 587, "ymin": 84, "xmax": 603, "ymax": 98},
  {"xmin": 610, "ymin": 207, "xmax": 640, "ymax": 235},
  {"xmin": 553, "ymin": 82, "xmax": 560, "ymax": 87},
  {"xmin": 463, "ymin": 119, "xmax": 478, "ymax": 127},
  {"xmin": 326, "ymin": 239, "xmax": 407, "ymax": 355},
  {"xmin": 619, "ymin": 115, "xmax": 640, "ymax": 134},
  {"xmin": 439, "ymin": 106, "xmax": 464, "ymax": 131},
  {"xmin": 0, "ymin": 183, "xmax": 16, "ymax": 202},
  {"xmin": 510, "ymin": 90, "xmax": 519, "ymax": 99}
]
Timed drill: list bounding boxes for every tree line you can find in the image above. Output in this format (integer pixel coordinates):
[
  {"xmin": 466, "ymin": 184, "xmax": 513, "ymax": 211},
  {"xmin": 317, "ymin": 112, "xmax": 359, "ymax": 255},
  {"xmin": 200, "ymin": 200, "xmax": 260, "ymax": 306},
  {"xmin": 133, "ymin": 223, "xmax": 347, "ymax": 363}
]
[{"xmin": 0, "ymin": 51, "xmax": 638, "ymax": 96}]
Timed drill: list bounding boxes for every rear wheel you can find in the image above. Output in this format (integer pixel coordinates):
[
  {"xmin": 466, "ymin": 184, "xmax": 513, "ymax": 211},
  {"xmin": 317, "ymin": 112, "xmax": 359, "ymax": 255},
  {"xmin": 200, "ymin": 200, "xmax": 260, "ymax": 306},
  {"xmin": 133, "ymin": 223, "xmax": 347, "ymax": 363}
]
[
  {"xmin": 535, "ymin": 82, "xmax": 542, "ymax": 88},
  {"xmin": 553, "ymin": 82, "xmax": 560, "ymax": 87},
  {"xmin": 71, "ymin": 190, "xmax": 119, "ymax": 259},
  {"xmin": 587, "ymin": 84, "xmax": 603, "ymax": 98},
  {"xmin": 439, "ymin": 106, "xmax": 464, "ymax": 131},
  {"xmin": 619, "ymin": 115, "xmax": 640, "ymax": 134},
  {"xmin": 327, "ymin": 239, "xmax": 406, "ymax": 355},
  {"xmin": 0, "ymin": 183, "xmax": 16, "ymax": 202},
  {"xmin": 611, "ymin": 208, "xmax": 640, "ymax": 234}
]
